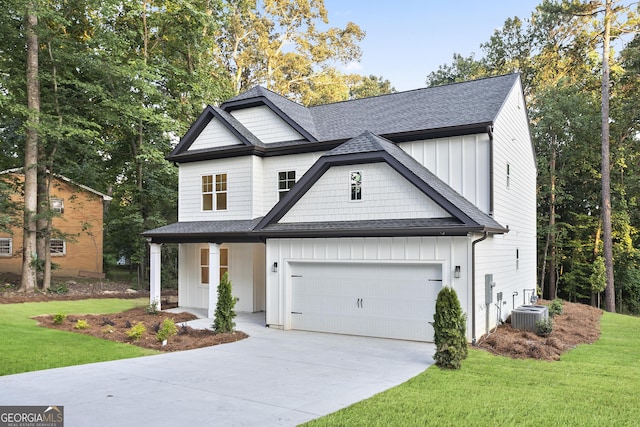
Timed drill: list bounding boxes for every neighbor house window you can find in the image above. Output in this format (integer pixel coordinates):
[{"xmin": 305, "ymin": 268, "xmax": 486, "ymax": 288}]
[
  {"xmin": 278, "ymin": 171, "xmax": 296, "ymax": 200},
  {"xmin": 0, "ymin": 238, "xmax": 12, "ymax": 256},
  {"xmin": 350, "ymin": 171, "xmax": 362, "ymax": 201},
  {"xmin": 51, "ymin": 198, "xmax": 64, "ymax": 214},
  {"xmin": 200, "ymin": 247, "xmax": 229, "ymax": 284},
  {"xmin": 50, "ymin": 239, "xmax": 66, "ymax": 256},
  {"xmin": 202, "ymin": 174, "xmax": 227, "ymax": 211}
]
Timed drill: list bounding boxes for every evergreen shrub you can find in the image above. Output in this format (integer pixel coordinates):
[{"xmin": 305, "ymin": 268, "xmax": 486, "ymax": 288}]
[
  {"xmin": 432, "ymin": 287, "xmax": 468, "ymax": 369},
  {"xmin": 213, "ymin": 272, "xmax": 237, "ymax": 334}
]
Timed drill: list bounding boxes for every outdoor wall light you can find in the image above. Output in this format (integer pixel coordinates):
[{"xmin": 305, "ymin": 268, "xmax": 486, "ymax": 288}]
[
  {"xmin": 454, "ymin": 265, "xmax": 461, "ymax": 278},
  {"xmin": 272, "ymin": 262, "xmax": 278, "ymax": 273}
]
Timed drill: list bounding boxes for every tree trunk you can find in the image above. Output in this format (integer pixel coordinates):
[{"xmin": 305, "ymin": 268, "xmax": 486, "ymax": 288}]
[
  {"xmin": 19, "ymin": 6, "xmax": 39, "ymax": 292},
  {"xmin": 548, "ymin": 140, "xmax": 557, "ymax": 300},
  {"xmin": 601, "ymin": 0, "xmax": 616, "ymax": 313}
]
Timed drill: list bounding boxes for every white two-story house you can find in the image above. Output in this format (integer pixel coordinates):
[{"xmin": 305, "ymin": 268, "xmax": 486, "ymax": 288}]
[{"xmin": 144, "ymin": 73, "xmax": 536, "ymax": 343}]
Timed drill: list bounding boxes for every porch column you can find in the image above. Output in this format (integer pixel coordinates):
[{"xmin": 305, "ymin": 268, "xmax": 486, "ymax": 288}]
[
  {"xmin": 208, "ymin": 243, "xmax": 221, "ymax": 318},
  {"xmin": 149, "ymin": 243, "xmax": 162, "ymax": 311}
]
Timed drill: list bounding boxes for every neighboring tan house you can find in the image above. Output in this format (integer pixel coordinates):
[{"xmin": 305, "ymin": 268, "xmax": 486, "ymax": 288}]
[
  {"xmin": 0, "ymin": 169, "xmax": 111, "ymax": 277},
  {"xmin": 144, "ymin": 74, "xmax": 537, "ymax": 343}
]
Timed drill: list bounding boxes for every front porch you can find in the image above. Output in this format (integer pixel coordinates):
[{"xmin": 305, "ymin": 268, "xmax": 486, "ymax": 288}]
[{"xmin": 149, "ymin": 241, "xmax": 266, "ymax": 319}]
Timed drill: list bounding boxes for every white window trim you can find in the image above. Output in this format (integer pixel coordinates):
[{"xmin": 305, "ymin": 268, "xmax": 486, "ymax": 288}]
[
  {"xmin": 201, "ymin": 172, "xmax": 228, "ymax": 211},
  {"xmin": 50, "ymin": 239, "xmax": 66, "ymax": 256},
  {"xmin": 349, "ymin": 171, "xmax": 362, "ymax": 202},
  {"xmin": 0, "ymin": 238, "xmax": 12, "ymax": 256},
  {"xmin": 278, "ymin": 170, "xmax": 296, "ymax": 200},
  {"xmin": 51, "ymin": 198, "xmax": 64, "ymax": 214}
]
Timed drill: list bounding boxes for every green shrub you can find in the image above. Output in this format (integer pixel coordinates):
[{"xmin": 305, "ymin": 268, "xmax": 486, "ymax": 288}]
[
  {"xmin": 156, "ymin": 318, "xmax": 178, "ymax": 342},
  {"xmin": 126, "ymin": 322, "xmax": 146, "ymax": 341},
  {"xmin": 53, "ymin": 313, "xmax": 67, "ymax": 325},
  {"xmin": 432, "ymin": 287, "xmax": 468, "ymax": 369},
  {"xmin": 145, "ymin": 300, "xmax": 159, "ymax": 315},
  {"xmin": 548, "ymin": 298, "xmax": 564, "ymax": 317},
  {"xmin": 213, "ymin": 272, "xmax": 237, "ymax": 334},
  {"xmin": 74, "ymin": 319, "xmax": 89, "ymax": 329},
  {"xmin": 535, "ymin": 318, "xmax": 553, "ymax": 337}
]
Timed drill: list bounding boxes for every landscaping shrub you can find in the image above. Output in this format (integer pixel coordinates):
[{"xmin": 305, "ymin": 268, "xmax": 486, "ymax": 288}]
[
  {"xmin": 549, "ymin": 298, "xmax": 564, "ymax": 317},
  {"xmin": 145, "ymin": 300, "xmax": 159, "ymax": 315},
  {"xmin": 74, "ymin": 319, "xmax": 89, "ymax": 329},
  {"xmin": 535, "ymin": 318, "xmax": 553, "ymax": 337},
  {"xmin": 213, "ymin": 272, "xmax": 237, "ymax": 334},
  {"xmin": 156, "ymin": 318, "xmax": 178, "ymax": 342},
  {"xmin": 126, "ymin": 322, "xmax": 146, "ymax": 341},
  {"xmin": 53, "ymin": 313, "xmax": 67, "ymax": 325},
  {"xmin": 432, "ymin": 287, "xmax": 468, "ymax": 369}
]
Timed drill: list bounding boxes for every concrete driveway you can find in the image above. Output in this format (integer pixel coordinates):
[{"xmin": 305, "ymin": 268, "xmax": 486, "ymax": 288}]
[{"xmin": 0, "ymin": 312, "xmax": 435, "ymax": 427}]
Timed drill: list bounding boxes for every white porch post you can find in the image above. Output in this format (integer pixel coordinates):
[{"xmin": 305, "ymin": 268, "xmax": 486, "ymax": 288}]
[
  {"xmin": 208, "ymin": 243, "xmax": 221, "ymax": 318},
  {"xmin": 149, "ymin": 243, "xmax": 162, "ymax": 311}
]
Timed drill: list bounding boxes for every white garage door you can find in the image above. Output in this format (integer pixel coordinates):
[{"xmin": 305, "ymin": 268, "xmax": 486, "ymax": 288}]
[{"xmin": 289, "ymin": 262, "xmax": 442, "ymax": 341}]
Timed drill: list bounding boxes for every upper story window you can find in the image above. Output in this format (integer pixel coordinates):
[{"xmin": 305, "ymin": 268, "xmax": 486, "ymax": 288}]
[
  {"xmin": 350, "ymin": 171, "xmax": 362, "ymax": 201},
  {"xmin": 0, "ymin": 238, "xmax": 12, "ymax": 256},
  {"xmin": 51, "ymin": 198, "xmax": 64, "ymax": 214},
  {"xmin": 202, "ymin": 174, "xmax": 227, "ymax": 211},
  {"xmin": 278, "ymin": 171, "xmax": 296, "ymax": 201},
  {"xmin": 50, "ymin": 239, "xmax": 66, "ymax": 256}
]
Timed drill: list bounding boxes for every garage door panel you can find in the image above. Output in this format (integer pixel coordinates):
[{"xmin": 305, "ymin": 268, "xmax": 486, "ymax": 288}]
[{"xmin": 290, "ymin": 262, "xmax": 441, "ymax": 341}]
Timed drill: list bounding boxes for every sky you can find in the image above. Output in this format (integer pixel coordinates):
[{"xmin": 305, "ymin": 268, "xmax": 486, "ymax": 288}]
[{"xmin": 322, "ymin": 0, "xmax": 542, "ymax": 91}]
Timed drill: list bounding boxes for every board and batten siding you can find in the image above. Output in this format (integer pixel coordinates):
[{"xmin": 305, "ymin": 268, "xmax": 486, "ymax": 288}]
[
  {"xmin": 188, "ymin": 117, "xmax": 244, "ymax": 151},
  {"xmin": 280, "ymin": 163, "xmax": 450, "ymax": 223},
  {"xmin": 230, "ymin": 105, "xmax": 303, "ymax": 143},
  {"xmin": 178, "ymin": 157, "xmax": 254, "ymax": 221},
  {"xmin": 472, "ymin": 80, "xmax": 537, "ymax": 340},
  {"xmin": 399, "ymin": 134, "xmax": 491, "ymax": 214},
  {"xmin": 265, "ymin": 236, "xmax": 474, "ymax": 340}
]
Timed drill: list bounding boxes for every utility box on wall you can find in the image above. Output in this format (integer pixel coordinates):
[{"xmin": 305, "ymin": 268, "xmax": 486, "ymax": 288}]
[
  {"xmin": 511, "ymin": 305, "xmax": 549, "ymax": 332},
  {"xmin": 485, "ymin": 274, "xmax": 494, "ymax": 305}
]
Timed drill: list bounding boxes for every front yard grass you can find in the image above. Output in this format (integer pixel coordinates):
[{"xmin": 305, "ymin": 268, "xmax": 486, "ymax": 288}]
[
  {"xmin": 303, "ymin": 311, "xmax": 640, "ymax": 427},
  {"xmin": 0, "ymin": 298, "xmax": 157, "ymax": 376}
]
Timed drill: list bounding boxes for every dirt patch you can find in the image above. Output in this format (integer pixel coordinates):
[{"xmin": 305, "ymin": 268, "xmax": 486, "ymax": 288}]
[
  {"xmin": 35, "ymin": 307, "xmax": 248, "ymax": 352},
  {"xmin": 476, "ymin": 300, "xmax": 602, "ymax": 361}
]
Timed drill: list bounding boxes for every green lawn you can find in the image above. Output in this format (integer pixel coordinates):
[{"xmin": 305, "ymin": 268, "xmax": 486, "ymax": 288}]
[
  {"xmin": 0, "ymin": 298, "xmax": 158, "ymax": 376},
  {"xmin": 303, "ymin": 312, "xmax": 640, "ymax": 427}
]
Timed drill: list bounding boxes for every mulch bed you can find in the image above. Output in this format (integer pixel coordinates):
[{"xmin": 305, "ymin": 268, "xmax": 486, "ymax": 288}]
[
  {"xmin": 476, "ymin": 300, "xmax": 603, "ymax": 361},
  {"xmin": 34, "ymin": 307, "xmax": 248, "ymax": 352}
]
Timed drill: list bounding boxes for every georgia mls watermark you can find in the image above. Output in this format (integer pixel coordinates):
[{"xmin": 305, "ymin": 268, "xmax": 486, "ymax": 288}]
[{"xmin": 0, "ymin": 406, "xmax": 63, "ymax": 427}]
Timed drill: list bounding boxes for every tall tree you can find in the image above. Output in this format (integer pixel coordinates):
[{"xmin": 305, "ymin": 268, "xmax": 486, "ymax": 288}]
[{"xmin": 20, "ymin": 1, "xmax": 40, "ymax": 292}]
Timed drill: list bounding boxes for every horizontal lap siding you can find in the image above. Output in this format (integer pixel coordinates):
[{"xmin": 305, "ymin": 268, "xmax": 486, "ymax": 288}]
[
  {"xmin": 280, "ymin": 163, "xmax": 449, "ymax": 223},
  {"xmin": 188, "ymin": 118, "xmax": 243, "ymax": 150},
  {"xmin": 178, "ymin": 158, "xmax": 254, "ymax": 221},
  {"xmin": 473, "ymin": 83, "xmax": 537, "ymax": 339},
  {"xmin": 231, "ymin": 105, "xmax": 303, "ymax": 143}
]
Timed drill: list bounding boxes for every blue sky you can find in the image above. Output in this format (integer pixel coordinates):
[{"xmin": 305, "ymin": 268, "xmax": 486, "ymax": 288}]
[{"xmin": 323, "ymin": 1, "xmax": 542, "ymax": 91}]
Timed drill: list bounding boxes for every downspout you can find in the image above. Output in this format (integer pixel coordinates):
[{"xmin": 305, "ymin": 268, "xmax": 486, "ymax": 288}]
[
  {"xmin": 487, "ymin": 125, "xmax": 494, "ymax": 216},
  {"xmin": 471, "ymin": 231, "xmax": 489, "ymax": 345}
]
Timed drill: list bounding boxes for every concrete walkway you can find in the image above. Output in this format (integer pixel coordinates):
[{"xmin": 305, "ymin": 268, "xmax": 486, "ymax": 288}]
[{"xmin": 0, "ymin": 312, "xmax": 435, "ymax": 427}]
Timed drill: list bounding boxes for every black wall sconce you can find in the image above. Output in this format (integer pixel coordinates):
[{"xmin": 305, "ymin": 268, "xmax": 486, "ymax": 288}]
[
  {"xmin": 272, "ymin": 262, "xmax": 278, "ymax": 273},
  {"xmin": 454, "ymin": 265, "xmax": 461, "ymax": 278}
]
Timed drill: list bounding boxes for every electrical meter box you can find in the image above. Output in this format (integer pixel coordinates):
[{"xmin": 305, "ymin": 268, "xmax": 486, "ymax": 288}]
[{"xmin": 485, "ymin": 274, "xmax": 494, "ymax": 305}]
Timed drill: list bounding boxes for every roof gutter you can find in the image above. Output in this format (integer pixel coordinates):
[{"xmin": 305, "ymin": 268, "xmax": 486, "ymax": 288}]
[{"xmin": 471, "ymin": 231, "xmax": 489, "ymax": 345}]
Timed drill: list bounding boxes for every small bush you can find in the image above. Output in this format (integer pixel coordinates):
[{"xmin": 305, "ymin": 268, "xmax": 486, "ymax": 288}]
[
  {"xmin": 101, "ymin": 317, "xmax": 115, "ymax": 327},
  {"xmin": 156, "ymin": 318, "xmax": 178, "ymax": 342},
  {"xmin": 53, "ymin": 313, "xmax": 67, "ymax": 325},
  {"xmin": 432, "ymin": 287, "xmax": 468, "ymax": 369},
  {"xmin": 548, "ymin": 299, "xmax": 564, "ymax": 317},
  {"xmin": 535, "ymin": 318, "xmax": 553, "ymax": 337},
  {"xmin": 49, "ymin": 283, "xmax": 68, "ymax": 294},
  {"xmin": 145, "ymin": 300, "xmax": 159, "ymax": 315},
  {"xmin": 126, "ymin": 322, "xmax": 146, "ymax": 341},
  {"xmin": 74, "ymin": 319, "xmax": 89, "ymax": 330},
  {"xmin": 213, "ymin": 272, "xmax": 237, "ymax": 334}
]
